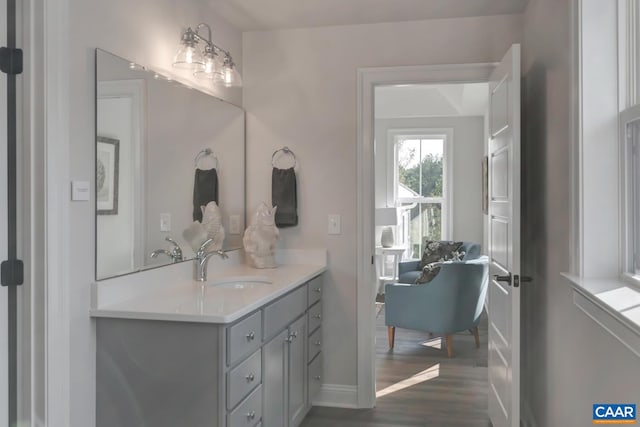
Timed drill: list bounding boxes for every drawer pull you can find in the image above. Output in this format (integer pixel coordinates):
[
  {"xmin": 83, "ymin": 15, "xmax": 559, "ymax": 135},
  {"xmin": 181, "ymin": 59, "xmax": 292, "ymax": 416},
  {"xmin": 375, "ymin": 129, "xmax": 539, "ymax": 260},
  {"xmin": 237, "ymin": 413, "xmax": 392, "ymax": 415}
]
[
  {"xmin": 246, "ymin": 411, "xmax": 256, "ymax": 420},
  {"xmin": 245, "ymin": 373, "xmax": 255, "ymax": 382},
  {"xmin": 314, "ymin": 288, "xmax": 321, "ymax": 293},
  {"xmin": 245, "ymin": 331, "xmax": 255, "ymax": 341},
  {"xmin": 314, "ymin": 314, "xmax": 321, "ymax": 319},
  {"xmin": 315, "ymin": 341, "xmax": 321, "ymax": 346},
  {"xmin": 290, "ymin": 331, "xmax": 298, "ymax": 338},
  {"xmin": 314, "ymin": 375, "xmax": 321, "ymax": 381}
]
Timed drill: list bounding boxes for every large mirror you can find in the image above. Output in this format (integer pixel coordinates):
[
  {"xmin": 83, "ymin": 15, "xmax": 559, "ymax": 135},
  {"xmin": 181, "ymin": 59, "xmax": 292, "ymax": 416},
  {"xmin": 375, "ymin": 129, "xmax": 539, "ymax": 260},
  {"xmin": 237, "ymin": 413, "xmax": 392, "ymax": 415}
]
[{"xmin": 95, "ymin": 49, "xmax": 245, "ymax": 280}]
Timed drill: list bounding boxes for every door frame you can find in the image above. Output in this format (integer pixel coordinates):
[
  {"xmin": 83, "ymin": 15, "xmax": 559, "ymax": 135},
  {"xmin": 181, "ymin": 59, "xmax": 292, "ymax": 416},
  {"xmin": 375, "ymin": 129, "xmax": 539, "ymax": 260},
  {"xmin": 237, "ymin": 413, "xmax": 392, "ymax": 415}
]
[{"xmin": 356, "ymin": 62, "xmax": 496, "ymax": 408}]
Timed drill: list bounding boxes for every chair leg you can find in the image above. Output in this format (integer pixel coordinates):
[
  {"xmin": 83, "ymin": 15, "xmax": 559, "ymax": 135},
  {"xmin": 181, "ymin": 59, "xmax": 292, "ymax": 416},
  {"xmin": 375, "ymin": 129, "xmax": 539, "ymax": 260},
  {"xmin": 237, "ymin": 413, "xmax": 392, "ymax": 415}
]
[
  {"xmin": 472, "ymin": 326, "xmax": 480, "ymax": 348},
  {"xmin": 388, "ymin": 326, "xmax": 396, "ymax": 349},
  {"xmin": 445, "ymin": 334, "xmax": 453, "ymax": 358}
]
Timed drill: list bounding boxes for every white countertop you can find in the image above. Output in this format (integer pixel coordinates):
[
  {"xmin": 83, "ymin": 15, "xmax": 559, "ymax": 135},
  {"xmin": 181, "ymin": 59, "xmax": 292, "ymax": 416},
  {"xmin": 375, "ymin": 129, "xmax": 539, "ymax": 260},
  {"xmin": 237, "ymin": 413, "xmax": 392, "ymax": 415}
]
[{"xmin": 90, "ymin": 249, "xmax": 327, "ymax": 324}]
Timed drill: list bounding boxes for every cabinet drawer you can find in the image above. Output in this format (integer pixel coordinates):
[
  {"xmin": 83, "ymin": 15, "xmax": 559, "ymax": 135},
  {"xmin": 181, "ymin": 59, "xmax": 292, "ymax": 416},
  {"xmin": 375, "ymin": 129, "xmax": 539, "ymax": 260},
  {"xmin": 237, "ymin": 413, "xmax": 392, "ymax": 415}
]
[
  {"xmin": 227, "ymin": 349, "xmax": 262, "ymax": 410},
  {"xmin": 307, "ymin": 276, "xmax": 322, "ymax": 307},
  {"xmin": 227, "ymin": 311, "xmax": 262, "ymax": 366},
  {"xmin": 307, "ymin": 302, "xmax": 322, "ymax": 334},
  {"xmin": 264, "ymin": 286, "xmax": 306, "ymax": 340},
  {"xmin": 228, "ymin": 385, "xmax": 262, "ymax": 427},
  {"xmin": 308, "ymin": 353, "xmax": 322, "ymax": 404},
  {"xmin": 308, "ymin": 327, "xmax": 322, "ymax": 362}
]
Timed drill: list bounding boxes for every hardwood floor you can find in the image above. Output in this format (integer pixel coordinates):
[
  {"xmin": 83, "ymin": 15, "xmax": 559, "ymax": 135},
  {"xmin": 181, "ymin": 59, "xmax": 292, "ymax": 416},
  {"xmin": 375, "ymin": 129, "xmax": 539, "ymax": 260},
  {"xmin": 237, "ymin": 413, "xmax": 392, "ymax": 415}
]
[{"xmin": 301, "ymin": 307, "xmax": 490, "ymax": 427}]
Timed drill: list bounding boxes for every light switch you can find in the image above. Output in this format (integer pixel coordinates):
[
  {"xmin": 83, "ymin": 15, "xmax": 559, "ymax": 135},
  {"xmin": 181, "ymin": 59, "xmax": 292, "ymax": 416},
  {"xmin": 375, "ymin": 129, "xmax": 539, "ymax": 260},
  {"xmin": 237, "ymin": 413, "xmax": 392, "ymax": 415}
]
[
  {"xmin": 160, "ymin": 213, "xmax": 171, "ymax": 232},
  {"xmin": 229, "ymin": 215, "xmax": 241, "ymax": 234},
  {"xmin": 328, "ymin": 214, "xmax": 341, "ymax": 235},
  {"xmin": 71, "ymin": 180, "xmax": 90, "ymax": 201}
]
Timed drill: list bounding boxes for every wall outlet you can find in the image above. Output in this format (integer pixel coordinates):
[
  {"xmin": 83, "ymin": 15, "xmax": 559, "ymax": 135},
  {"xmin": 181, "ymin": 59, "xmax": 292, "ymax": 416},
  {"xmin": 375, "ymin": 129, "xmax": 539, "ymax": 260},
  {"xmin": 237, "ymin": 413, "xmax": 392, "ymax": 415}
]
[
  {"xmin": 229, "ymin": 215, "xmax": 241, "ymax": 234},
  {"xmin": 160, "ymin": 213, "xmax": 171, "ymax": 232},
  {"xmin": 328, "ymin": 214, "xmax": 341, "ymax": 235}
]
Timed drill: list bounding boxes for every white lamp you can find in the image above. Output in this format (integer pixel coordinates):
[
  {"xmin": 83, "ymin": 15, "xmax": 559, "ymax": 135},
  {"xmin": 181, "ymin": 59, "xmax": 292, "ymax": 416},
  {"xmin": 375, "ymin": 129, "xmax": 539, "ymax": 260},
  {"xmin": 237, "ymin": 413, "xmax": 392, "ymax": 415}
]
[{"xmin": 375, "ymin": 207, "xmax": 398, "ymax": 248}]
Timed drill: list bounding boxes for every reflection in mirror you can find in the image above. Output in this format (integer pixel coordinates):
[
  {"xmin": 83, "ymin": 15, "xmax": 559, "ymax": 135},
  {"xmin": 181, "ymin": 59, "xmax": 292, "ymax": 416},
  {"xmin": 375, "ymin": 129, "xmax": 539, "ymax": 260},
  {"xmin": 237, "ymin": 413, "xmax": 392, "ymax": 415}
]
[{"xmin": 96, "ymin": 49, "xmax": 245, "ymax": 280}]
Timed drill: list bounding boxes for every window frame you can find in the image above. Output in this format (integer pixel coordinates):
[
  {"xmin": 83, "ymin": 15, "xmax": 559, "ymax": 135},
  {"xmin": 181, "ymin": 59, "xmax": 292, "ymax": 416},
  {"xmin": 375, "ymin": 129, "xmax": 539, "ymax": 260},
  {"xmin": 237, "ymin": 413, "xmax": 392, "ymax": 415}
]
[
  {"xmin": 620, "ymin": 0, "xmax": 640, "ymax": 287},
  {"xmin": 385, "ymin": 128, "xmax": 453, "ymax": 255}
]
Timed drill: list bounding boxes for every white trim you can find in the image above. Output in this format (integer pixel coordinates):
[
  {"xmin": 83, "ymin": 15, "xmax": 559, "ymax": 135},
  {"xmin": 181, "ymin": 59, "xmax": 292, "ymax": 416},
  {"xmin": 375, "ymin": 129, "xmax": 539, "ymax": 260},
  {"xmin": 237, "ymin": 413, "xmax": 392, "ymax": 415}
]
[
  {"xmin": 313, "ymin": 384, "xmax": 358, "ymax": 409},
  {"xmin": 44, "ymin": 0, "xmax": 71, "ymax": 425},
  {"xmin": 0, "ymin": 0, "xmax": 8, "ymax": 423},
  {"xmin": 356, "ymin": 63, "xmax": 495, "ymax": 408}
]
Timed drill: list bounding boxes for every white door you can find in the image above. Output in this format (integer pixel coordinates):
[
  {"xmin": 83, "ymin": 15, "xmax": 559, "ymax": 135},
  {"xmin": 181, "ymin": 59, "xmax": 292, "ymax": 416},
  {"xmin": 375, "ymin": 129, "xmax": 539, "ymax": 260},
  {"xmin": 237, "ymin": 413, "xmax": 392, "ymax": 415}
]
[
  {"xmin": 487, "ymin": 44, "xmax": 522, "ymax": 427},
  {"xmin": 0, "ymin": 0, "xmax": 10, "ymax": 423}
]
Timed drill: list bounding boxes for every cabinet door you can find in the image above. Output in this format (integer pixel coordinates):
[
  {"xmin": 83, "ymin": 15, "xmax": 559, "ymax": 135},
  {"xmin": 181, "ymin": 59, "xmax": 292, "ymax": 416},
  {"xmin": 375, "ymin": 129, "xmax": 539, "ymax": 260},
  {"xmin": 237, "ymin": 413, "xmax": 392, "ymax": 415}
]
[
  {"xmin": 288, "ymin": 316, "xmax": 307, "ymax": 427},
  {"xmin": 263, "ymin": 329, "xmax": 288, "ymax": 427}
]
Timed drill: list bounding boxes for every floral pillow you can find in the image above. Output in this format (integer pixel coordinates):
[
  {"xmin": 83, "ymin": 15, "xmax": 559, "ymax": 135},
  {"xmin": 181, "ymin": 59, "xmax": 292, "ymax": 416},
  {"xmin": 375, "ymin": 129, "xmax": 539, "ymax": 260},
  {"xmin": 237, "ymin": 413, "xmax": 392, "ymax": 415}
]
[
  {"xmin": 415, "ymin": 247, "xmax": 466, "ymax": 284},
  {"xmin": 417, "ymin": 240, "xmax": 464, "ymax": 270}
]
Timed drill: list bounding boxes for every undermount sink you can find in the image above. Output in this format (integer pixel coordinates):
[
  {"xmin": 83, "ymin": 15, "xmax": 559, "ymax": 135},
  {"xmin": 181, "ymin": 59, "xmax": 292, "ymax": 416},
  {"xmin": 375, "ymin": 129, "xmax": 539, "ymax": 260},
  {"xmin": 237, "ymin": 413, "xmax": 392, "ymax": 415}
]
[{"xmin": 209, "ymin": 275, "xmax": 272, "ymax": 289}]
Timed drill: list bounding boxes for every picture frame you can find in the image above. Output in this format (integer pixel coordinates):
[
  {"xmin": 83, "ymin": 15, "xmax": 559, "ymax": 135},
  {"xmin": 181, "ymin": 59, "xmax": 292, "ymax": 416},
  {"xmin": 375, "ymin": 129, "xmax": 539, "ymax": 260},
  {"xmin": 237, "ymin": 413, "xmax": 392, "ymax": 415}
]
[
  {"xmin": 96, "ymin": 136, "xmax": 120, "ymax": 215},
  {"xmin": 482, "ymin": 155, "xmax": 488, "ymax": 214}
]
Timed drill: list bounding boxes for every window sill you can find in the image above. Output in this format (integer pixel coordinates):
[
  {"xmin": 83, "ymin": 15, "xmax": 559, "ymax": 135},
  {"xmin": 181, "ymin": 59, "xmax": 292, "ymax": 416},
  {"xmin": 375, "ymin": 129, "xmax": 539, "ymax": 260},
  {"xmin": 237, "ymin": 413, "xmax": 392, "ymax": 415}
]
[{"xmin": 562, "ymin": 273, "xmax": 640, "ymax": 358}]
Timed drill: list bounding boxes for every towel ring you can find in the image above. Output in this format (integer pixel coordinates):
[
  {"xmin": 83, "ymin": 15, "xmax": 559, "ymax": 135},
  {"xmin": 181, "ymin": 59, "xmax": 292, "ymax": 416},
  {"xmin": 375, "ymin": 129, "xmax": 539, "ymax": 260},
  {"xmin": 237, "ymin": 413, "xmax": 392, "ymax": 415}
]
[
  {"xmin": 271, "ymin": 146, "xmax": 297, "ymax": 168},
  {"xmin": 195, "ymin": 148, "xmax": 218, "ymax": 168}
]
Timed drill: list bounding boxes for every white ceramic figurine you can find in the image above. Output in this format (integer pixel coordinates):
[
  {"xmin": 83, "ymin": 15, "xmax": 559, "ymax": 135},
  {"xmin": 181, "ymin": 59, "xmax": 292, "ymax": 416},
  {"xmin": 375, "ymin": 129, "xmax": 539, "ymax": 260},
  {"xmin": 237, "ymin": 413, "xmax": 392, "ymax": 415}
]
[
  {"xmin": 201, "ymin": 201, "xmax": 226, "ymax": 251},
  {"xmin": 243, "ymin": 203, "xmax": 280, "ymax": 268}
]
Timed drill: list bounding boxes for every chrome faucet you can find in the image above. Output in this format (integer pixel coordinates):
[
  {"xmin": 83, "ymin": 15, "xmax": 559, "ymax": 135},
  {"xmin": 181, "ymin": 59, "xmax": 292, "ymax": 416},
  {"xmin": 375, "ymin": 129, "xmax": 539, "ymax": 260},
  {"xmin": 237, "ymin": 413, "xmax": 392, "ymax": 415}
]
[
  {"xmin": 195, "ymin": 238, "xmax": 228, "ymax": 281},
  {"xmin": 150, "ymin": 237, "xmax": 184, "ymax": 263}
]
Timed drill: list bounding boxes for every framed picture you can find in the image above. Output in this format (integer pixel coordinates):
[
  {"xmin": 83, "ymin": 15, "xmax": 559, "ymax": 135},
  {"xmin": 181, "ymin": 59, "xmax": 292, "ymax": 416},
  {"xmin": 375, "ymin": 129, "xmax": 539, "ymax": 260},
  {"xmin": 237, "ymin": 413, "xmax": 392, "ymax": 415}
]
[
  {"xmin": 482, "ymin": 155, "xmax": 488, "ymax": 214},
  {"xmin": 96, "ymin": 136, "xmax": 120, "ymax": 215}
]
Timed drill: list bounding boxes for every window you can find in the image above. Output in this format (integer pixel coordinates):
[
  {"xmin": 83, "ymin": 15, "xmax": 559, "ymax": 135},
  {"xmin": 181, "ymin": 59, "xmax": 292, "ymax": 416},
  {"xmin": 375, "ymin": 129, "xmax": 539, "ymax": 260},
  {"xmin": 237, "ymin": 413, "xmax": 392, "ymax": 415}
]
[
  {"xmin": 621, "ymin": 1, "xmax": 640, "ymax": 281},
  {"xmin": 388, "ymin": 130, "xmax": 451, "ymax": 259}
]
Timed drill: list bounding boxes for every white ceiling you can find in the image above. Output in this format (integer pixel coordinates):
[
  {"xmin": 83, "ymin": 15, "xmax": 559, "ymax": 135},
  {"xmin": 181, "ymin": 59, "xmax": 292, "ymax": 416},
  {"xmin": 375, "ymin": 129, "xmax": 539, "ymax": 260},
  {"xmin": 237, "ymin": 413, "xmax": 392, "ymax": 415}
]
[
  {"xmin": 375, "ymin": 83, "xmax": 489, "ymax": 119},
  {"xmin": 207, "ymin": 0, "xmax": 528, "ymax": 31}
]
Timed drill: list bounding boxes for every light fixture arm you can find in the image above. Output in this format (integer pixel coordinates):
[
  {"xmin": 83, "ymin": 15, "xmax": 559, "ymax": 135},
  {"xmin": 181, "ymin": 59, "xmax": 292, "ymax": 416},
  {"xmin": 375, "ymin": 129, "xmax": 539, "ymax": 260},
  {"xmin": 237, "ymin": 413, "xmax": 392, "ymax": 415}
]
[{"xmin": 191, "ymin": 23, "xmax": 230, "ymax": 58}]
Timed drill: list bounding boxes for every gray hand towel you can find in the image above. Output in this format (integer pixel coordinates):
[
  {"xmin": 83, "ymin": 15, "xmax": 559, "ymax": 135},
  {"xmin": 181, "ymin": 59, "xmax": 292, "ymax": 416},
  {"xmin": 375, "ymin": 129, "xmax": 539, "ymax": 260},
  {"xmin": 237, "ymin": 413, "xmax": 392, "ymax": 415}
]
[
  {"xmin": 193, "ymin": 168, "xmax": 219, "ymax": 222},
  {"xmin": 272, "ymin": 167, "xmax": 298, "ymax": 227}
]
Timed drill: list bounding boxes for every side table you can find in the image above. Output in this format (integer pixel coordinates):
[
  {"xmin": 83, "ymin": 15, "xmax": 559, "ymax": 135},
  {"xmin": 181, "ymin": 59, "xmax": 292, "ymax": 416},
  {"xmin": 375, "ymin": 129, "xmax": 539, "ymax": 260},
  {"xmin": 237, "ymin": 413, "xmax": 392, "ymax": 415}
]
[{"xmin": 375, "ymin": 246, "xmax": 406, "ymax": 294}]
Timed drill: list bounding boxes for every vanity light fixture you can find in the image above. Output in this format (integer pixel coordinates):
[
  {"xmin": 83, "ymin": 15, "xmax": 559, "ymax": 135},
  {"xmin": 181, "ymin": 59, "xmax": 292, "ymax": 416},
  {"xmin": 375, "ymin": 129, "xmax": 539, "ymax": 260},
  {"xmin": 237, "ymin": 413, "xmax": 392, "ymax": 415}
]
[{"xmin": 173, "ymin": 22, "xmax": 242, "ymax": 87}]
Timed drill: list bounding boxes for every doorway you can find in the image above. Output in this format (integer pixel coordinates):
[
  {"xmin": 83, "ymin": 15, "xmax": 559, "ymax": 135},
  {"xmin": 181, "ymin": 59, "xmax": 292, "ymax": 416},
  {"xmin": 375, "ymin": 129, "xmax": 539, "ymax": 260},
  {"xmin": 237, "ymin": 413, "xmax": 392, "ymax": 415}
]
[
  {"xmin": 355, "ymin": 63, "xmax": 496, "ymax": 408},
  {"xmin": 372, "ymin": 82, "xmax": 489, "ymax": 412}
]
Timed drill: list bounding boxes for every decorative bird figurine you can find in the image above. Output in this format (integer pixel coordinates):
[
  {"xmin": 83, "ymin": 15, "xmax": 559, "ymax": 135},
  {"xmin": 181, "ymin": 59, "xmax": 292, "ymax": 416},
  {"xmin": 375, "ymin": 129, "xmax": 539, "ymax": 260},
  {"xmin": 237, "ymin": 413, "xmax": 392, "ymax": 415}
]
[
  {"xmin": 201, "ymin": 201, "xmax": 226, "ymax": 251},
  {"xmin": 243, "ymin": 203, "xmax": 279, "ymax": 268}
]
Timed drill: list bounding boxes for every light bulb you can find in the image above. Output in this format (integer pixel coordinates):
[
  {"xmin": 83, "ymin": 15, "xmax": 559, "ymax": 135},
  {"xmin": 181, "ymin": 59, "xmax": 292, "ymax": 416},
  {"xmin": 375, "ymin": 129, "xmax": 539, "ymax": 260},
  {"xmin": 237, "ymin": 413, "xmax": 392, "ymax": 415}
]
[{"xmin": 185, "ymin": 46, "xmax": 195, "ymax": 64}]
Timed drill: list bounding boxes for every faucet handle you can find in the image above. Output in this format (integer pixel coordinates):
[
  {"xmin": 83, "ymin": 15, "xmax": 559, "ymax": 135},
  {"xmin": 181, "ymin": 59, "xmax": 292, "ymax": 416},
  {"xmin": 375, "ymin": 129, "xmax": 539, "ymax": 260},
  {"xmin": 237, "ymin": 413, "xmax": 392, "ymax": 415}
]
[
  {"xmin": 165, "ymin": 237, "xmax": 183, "ymax": 262},
  {"xmin": 165, "ymin": 236, "xmax": 180, "ymax": 248},
  {"xmin": 198, "ymin": 238, "xmax": 214, "ymax": 255}
]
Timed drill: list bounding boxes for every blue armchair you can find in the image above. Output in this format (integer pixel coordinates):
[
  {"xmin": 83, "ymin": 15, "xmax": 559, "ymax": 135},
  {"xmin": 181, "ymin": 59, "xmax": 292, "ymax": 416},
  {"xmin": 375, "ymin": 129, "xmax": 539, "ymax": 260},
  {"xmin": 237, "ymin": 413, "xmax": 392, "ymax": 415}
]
[
  {"xmin": 385, "ymin": 253, "xmax": 488, "ymax": 357},
  {"xmin": 397, "ymin": 241, "xmax": 482, "ymax": 284}
]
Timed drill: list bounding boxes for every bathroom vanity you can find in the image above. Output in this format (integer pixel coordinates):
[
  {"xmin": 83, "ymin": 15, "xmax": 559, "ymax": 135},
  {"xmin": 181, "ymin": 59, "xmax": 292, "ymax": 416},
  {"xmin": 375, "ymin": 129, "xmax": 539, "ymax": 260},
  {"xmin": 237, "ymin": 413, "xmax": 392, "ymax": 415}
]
[{"xmin": 91, "ymin": 251, "xmax": 326, "ymax": 427}]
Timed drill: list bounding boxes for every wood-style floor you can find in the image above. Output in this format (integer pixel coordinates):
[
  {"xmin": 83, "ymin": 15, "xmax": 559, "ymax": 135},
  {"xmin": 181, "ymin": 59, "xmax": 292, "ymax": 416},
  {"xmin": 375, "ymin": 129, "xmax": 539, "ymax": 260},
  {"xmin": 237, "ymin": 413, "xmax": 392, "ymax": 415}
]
[{"xmin": 301, "ymin": 306, "xmax": 490, "ymax": 427}]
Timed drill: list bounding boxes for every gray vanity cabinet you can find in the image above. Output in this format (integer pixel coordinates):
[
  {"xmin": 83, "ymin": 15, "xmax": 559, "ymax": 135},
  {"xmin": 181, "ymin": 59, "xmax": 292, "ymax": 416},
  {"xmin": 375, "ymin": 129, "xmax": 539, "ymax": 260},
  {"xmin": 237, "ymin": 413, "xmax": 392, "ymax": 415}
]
[
  {"xmin": 262, "ymin": 317, "xmax": 308, "ymax": 427},
  {"xmin": 262, "ymin": 329, "xmax": 288, "ymax": 426},
  {"xmin": 262, "ymin": 290, "xmax": 308, "ymax": 427},
  {"xmin": 96, "ymin": 274, "xmax": 323, "ymax": 427},
  {"xmin": 288, "ymin": 315, "xmax": 308, "ymax": 426}
]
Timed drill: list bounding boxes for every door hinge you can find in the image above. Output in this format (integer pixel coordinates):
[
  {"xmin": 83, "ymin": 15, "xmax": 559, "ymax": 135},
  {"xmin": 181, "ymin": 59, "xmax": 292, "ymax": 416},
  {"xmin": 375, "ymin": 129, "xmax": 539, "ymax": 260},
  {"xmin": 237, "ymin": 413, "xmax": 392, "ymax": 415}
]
[
  {"xmin": 0, "ymin": 47, "xmax": 23, "ymax": 75},
  {"xmin": 1, "ymin": 259, "xmax": 24, "ymax": 287}
]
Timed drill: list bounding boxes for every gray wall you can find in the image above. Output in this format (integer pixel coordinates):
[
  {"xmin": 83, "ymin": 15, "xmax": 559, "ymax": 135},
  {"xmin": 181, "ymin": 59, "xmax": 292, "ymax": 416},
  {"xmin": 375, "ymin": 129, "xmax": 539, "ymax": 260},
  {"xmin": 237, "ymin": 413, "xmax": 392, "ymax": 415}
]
[
  {"xmin": 374, "ymin": 116, "xmax": 484, "ymax": 248},
  {"xmin": 522, "ymin": 0, "xmax": 640, "ymax": 425},
  {"xmin": 243, "ymin": 14, "xmax": 523, "ymax": 390}
]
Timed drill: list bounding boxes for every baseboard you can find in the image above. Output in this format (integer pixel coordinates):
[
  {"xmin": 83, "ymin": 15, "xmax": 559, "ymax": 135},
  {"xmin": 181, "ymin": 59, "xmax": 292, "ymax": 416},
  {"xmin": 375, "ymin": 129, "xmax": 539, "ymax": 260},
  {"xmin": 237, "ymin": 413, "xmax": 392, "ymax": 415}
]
[
  {"xmin": 312, "ymin": 384, "xmax": 359, "ymax": 408},
  {"xmin": 521, "ymin": 400, "xmax": 538, "ymax": 427}
]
